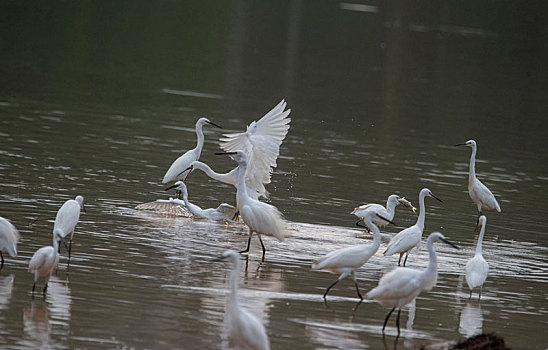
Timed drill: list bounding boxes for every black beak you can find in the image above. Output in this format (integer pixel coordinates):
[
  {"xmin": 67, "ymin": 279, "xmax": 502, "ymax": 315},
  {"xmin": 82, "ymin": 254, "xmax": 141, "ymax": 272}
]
[
  {"xmin": 177, "ymin": 165, "xmax": 193, "ymax": 178},
  {"xmin": 206, "ymin": 121, "xmax": 222, "ymax": 129},
  {"xmin": 440, "ymin": 237, "xmax": 459, "ymax": 249},
  {"xmin": 454, "ymin": 143, "xmax": 467, "ymax": 147},
  {"xmin": 215, "ymin": 152, "xmax": 237, "ymax": 156},
  {"xmin": 430, "ymin": 193, "xmax": 443, "ymax": 203},
  {"xmin": 376, "ymin": 213, "xmax": 395, "ymax": 225},
  {"xmin": 165, "ymin": 183, "xmax": 179, "ymax": 191},
  {"xmin": 59, "ymin": 235, "xmax": 69, "ymax": 251}
]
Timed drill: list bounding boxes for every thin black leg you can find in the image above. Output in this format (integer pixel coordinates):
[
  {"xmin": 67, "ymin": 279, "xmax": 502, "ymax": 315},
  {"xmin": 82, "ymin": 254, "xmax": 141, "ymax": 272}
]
[
  {"xmin": 0, "ymin": 251, "xmax": 4, "ymax": 270},
  {"xmin": 67, "ymin": 240, "xmax": 73, "ymax": 267},
  {"xmin": 479, "ymin": 287, "xmax": 482, "ymax": 301},
  {"xmin": 31, "ymin": 282, "xmax": 36, "ymax": 297},
  {"xmin": 469, "ymin": 290, "xmax": 472, "ymax": 299},
  {"xmin": 353, "ymin": 274, "xmax": 363, "ymax": 300},
  {"xmin": 382, "ymin": 307, "xmax": 396, "ymax": 334},
  {"xmin": 232, "ymin": 211, "xmax": 240, "ymax": 221},
  {"xmin": 395, "ymin": 308, "xmax": 401, "ymax": 336},
  {"xmin": 258, "ymin": 234, "xmax": 266, "ymax": 260},
  {"xmin": 403, "ymin": 252, "xmax": 409, "ymax": 267},
  {"xmin": 238, "ymin": 230, "xmax": 253, "ymax": 254},
  {"xmin": 397, "ymin": 253, "xmax": 402, "ymax": 266},
  {"xmin": 323, "ymin": 279, "xmax": 340, "ymax": 299}
]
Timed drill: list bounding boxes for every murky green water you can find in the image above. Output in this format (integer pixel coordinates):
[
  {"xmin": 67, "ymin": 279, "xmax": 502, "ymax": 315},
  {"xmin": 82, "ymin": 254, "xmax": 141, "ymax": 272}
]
[{"xmin": 1, "ymin": 1, "xmax": 547, "ymax": 349}]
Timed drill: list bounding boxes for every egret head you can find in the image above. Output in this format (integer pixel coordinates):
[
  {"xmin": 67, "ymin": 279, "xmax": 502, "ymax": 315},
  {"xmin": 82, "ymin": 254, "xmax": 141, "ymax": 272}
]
[
  {"xmin": 75, "ymin": 195, "xmax": 86, "ymax": 212},
  {"xmin": 54, "ymin": 229, "xmax": 70, "ymax": 251},
  {"xmin": 178, "ymin": 164, "xmax": 194, "ymax": 178},
  {"xmin": 454, "ymin": 139, "xmax": 476, "ymax": 148},
  {"xmin": 421, "ymin": 188, "xmax": 443, "ymax": 203},
  {"xmin": 196, "ymin": 117, "xmax": 222, "ymax": 129},
  {"xmin": 165, "ymin": 180, "xmax": 187, "ymax": 192},
  {"xmin": 428, "ymin": 232, "xmax": 459, "ymax": 249}
]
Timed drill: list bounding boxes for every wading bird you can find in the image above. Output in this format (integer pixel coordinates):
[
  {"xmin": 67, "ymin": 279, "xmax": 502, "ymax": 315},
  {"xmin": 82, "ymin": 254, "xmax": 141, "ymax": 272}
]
[
  {"xmin": 0, "ymin": 217, "xmax": 20, "ymax": 270},
  {"xmin": 312, "ymin": 211, "xmax": 394, "ymax": 300},
  {"xmin": 217, "ymin": 250, "xmax": 270, "ymax": 350},
  {"xmin": 29, "ymin": 230, "xmax": 69, "ymax": 297},
  {"xmin": 351, "ymin": 194, "xmax": 416, "ymax": 231},
  {"xmin": 165, "ymin": 181, "xmax": 237, "ymax": 221},
  {"xmin": 384, "ymin": 188, "xmax": 442, "ymax": 266},
  {"xmin": 217, "ymin": 99, "xmax": 291, "ymax": 199},
  {"xmin": 465, "ymin": 215, "xmax": 489, "ymax": 300},
  {"xmin": 367, "ymin": 232, "xmax": 459, "ymax": 335},
  {"xmin": 54, "ymin": 195, "xmax": 85, "ymax": 265},
  {"xmin": 162, "ymin": 117, "xmax": 222, "ymax": 196},
  {"xmin": 454, "ymin": 140, "xmax": 501, "ymax": 220},
  {"xmin": 217, "ymin": 151, "xmax": 286, "ymax": 258}
]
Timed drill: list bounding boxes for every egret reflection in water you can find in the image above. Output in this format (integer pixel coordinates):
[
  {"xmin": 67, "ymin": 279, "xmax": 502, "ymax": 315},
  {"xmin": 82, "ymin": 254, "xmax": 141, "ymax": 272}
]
[{"xmin": 459, "ymin": 303, "xmax": 484, "ymax": 338}]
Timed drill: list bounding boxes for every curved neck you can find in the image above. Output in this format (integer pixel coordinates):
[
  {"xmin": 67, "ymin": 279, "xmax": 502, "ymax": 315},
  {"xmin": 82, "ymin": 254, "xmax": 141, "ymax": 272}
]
[
  {"xmin": 195, "ymin": 123, "xmax": 205, "ymax": 153},
  {"xmin": 385, "ymin": 198, "xmax": 399, "ymax": 217},
  {"xmin": 468, "ymin": 145, "xmax": 477, "ymax": 185},
  {"xmin": 476, "ymin": 222, "xmax": 486, "ymax": 255},
  {"xmin": 416, "ymin": 192, "xmax": 427, "ymax": 230},
  {"xmin": 194, "ymin": 162, "xmax": 236, "ymax": 186},
  {"xmin": 181, "ymin": 186, "xmax": 203, "ymax": 215},
  {"xmin": 365, "ymin": 216, "xmax": 381, "ymax": 249},
  {"xmin": 236, "ymin": 163, "xmax": 248, "ymax": 197},
  {"xmin": 424, "ymin": 237, "xmax": 438, "ymax": 276}
]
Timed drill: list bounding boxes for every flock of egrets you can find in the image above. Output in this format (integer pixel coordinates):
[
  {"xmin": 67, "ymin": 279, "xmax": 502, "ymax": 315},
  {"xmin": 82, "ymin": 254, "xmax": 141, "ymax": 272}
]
[{"xmin": 0, "ymin": 99, "xmax": 501, "ymax": 349}]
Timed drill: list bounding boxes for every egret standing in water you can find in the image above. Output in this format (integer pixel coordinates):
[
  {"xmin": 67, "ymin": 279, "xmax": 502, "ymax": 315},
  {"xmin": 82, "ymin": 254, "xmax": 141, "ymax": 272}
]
[
  {"xmin": 29, "ymin": 230, "xmax": 69, "ymax": 297},
  {"xmin": 312, "ymin": 211, "xmax": 394, "ymax": 300},
  {"xmin": 465, "ymin": 215, "xmax": 489, "ymax": 300},
  {"xmin": 384, "ymin": 188, "xmax": 443, "ymax": 267},
  {"xmin": 216, "ymin": 151, "xmax": 286, "ymax": 259},
  {"xmin": 165, "ymin": 181, "xmax": 237, "ymax": 221},
  {"xmin": 54, "ymin": 195, "xmax": 85, "ymax": 265},
  {"xmin": 162, "ymin": 117, "xmax": 222, "ymax": 196},
  {"xmin": 367, "ymin": 232, "xmax": 459, "ymax": 335},
  {"xmin": 0, "ymin": 217, "xmax": 20, "ymax": 270},
  {"xmin": 217, "ymin": 250, "xmax": 270, "ymax": 350},
  {"xmin": 454, "ymin": 140, "xmax": 501, "ymax": 220},
  {"xmin": 351, "ymin": 194, "xmax": 416, "ymax": 230}
]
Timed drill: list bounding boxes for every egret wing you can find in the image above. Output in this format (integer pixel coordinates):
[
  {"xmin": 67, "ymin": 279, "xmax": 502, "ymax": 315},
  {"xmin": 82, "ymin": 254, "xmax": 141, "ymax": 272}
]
[{"xmin": 219, "ymin": 100, "xmax": 291, "ymax": 197}]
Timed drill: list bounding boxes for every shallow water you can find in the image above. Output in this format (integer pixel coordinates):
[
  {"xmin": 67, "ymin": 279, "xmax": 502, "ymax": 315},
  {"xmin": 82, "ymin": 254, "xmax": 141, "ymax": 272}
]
[{"xmin": 1, "ymin": 1, "xmax": 548, "ymax": 349}]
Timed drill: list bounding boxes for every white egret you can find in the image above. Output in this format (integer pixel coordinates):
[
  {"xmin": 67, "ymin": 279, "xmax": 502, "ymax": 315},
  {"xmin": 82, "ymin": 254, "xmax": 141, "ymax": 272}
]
[
  {"xmin": 367, "ymin": 232, "xmax": 459, "ymax": 335},
  {"xmin": 0, "ymin": 217, "xmax": 20, "ymax": 270},
  {"xmin": 312, "ymin": 211, "xmax": 394, "ymax": 300},
  {"xmin": 217, "ymin": 99, "xmax": 291, "ymax": 199},
  {"xmin": 465, "ymin": 215, "xmax": 489, "ymax": 300},
  {"xmin": 162, "ymin": 117, "xmax": 222, "ymax": 191},
  {"xmin": 351, "ymin": 195, "xmax": 416, "ymax": 231},
  {"xmin": 217, "ymin": 250, "xmax": 270, "ymax": 350},
  {"xmin": 217, "ymin": 151, "xmax": 286, "ymax": 258},
  {"xmin": 54, "ymin": 195, "xmax": 85, "ymax": 264},
  {"xmin": 28, "ymin": 230, "xmax": 69, "ymax": 297},
  {"xmin": 384, "ymin": 188, "xmax": 442, "ymax": 267},
  {"xmin": 165, "ymin": 181, "xmax": 237, "ymax": 221},
  {"xmin": 455, "ymin": 140, "xmax": 501, "ymax": 219}
]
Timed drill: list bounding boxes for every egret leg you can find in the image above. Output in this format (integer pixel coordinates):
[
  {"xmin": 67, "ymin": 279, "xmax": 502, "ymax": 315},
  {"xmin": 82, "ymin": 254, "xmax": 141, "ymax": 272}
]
[
  {"xmin": 403, "ymin": 252, "xmax": 410, "ymax": 267},
  {"xmin": 323, "ymin": 279, "xmax": 340, "ymax": 299},
  {"xmin": 382, "ymin": 307, "xmax": 396, "ymax": 334},
  {"xmin": 469, "ymin": 290, "xmax": 472, "ymax": 299},
  {"xmin": 0, "ymin": 251, "xmax": 4, "ymax": 270},
  {"xmin": 31, "ymin": 282, "xmax": 36, "ymax": 297},
  {"xmin": 258, "ymin": 234, "xmax": 266, "ymax": 259},
  {"xmin": 231, "ymin": 211, "xmax": 240, "ymax": 221},
  {"xmin": 67, "ymin": 239, "xmax": 73, "ymax": 267},
  {"xmin": 397, "ymin": 253, "xmax": 403, "ymax": 266},
  {"xmin": 238, "ymin": 229, "xmax": 253, "ymax": 254},
  {"xmin": 352, "ymin": 273, "xmax": 363, "ymax": 300},
  {"xmin": 43, "ymin": 283, "xmax": 48, "ymax": 297},
  {"xmin": 395, "ymin": 308, "xmax": 401, "ymax": 336},
  {"xmin": 479, "ymin": 287, "xmax": 482, "ymax": 301}
]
